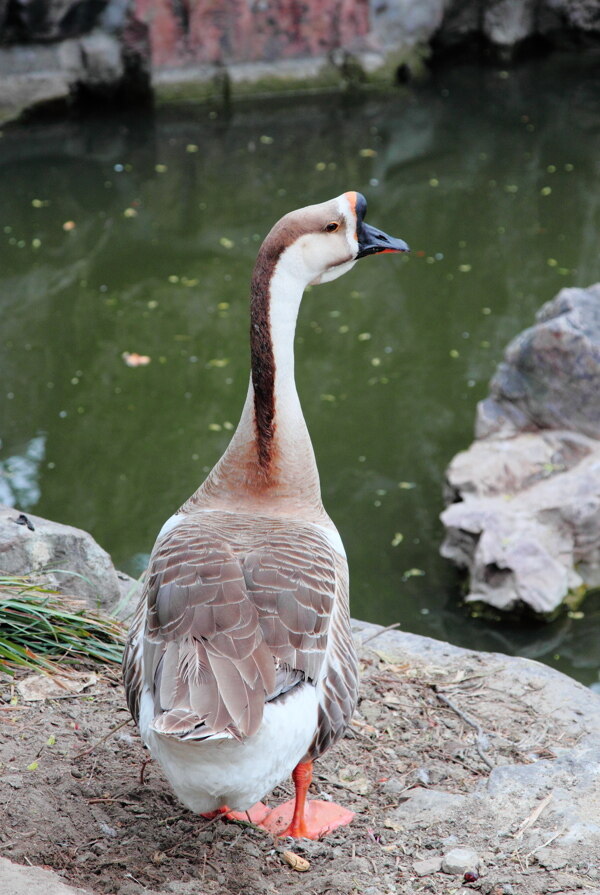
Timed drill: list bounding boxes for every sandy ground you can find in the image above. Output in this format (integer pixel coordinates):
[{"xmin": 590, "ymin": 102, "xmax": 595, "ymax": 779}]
[{"xmin": 1, "ymin": 627, "xmax": 599, "ymax": 895}]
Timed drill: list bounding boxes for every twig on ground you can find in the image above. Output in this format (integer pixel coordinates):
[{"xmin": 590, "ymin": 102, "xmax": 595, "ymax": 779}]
[
  {"xmin": 432, "ymin": 688, "xmax": 495, "ymax": 770},
  {"xmin": 73, "ymin": 717, "xmax": 131, "ymax": 759},
  {"xmin": 360, "ymin": 622, "xmax": 401, "ymax": 646},
  {"xmin": 513, "ymin": 792, "xmax": 554, "ymax": 840}
]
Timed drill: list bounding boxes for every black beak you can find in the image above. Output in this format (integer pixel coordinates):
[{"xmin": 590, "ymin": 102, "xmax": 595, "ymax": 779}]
[{"xmin": 357, "ymin": 221, "xmax": 410, "ymax": 259}]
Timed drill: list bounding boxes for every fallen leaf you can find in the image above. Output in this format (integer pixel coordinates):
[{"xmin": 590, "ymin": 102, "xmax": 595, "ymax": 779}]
[
  {"xmin": 122, "ymin": 352, "xmax": 151, "ymax": 367},
  {"xmin": 16, "ymin": 671, "xmax": 98, "ymax": 702},
  {"xmin": 282, "ymin": 850, "xmax": 309, "ymax": 872},
  {"xmin": 338, "ymin": 766, "xmax": 371, "ymax": 794},
  {"xmin": 27, "ymin": 760, "xmax": 39, "ymax": 771}
]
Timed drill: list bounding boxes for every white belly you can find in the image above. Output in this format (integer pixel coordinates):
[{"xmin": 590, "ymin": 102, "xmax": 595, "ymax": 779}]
[{"xmin": 138, "ymin": 683, "xmax": 318, "ymax": 813}]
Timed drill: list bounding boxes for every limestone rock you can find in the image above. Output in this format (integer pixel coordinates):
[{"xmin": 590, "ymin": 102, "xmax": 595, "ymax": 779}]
[
  {"xmin": 390, "ymin": 786, "xmax": 467, "ymax": 827},
  {"xmin": 477, "ymin": 285, "xmax": 600, "ymax": 440},
  {"xmin": 441, "ymin": 283, "xmax": 600, "ymax": 615},
  {"xmin": 0, "ymin": 857, "xmax": 93, "ymax": 895},
  {"xmin": 0, "ymin": 503, "xmax": 123, "ymax": 613},
  {"xmin": 441, "ymin": 846, "xmax": 480, "ymax": 874},
  {"xmin": 413, "ymin": 856, "xmax": 443, "ymax": 876}
]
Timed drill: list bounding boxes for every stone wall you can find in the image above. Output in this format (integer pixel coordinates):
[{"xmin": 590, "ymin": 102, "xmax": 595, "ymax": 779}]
[{"xmin": 0, "ymin": 2, "xmax": 599, "ymax": 126}]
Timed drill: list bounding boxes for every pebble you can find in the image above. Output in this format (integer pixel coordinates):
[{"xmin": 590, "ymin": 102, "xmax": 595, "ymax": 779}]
[
  {"xmin": 413, "ymin": 856, "xmax": 442, "ymax": 876},
  {"xmin": 441, "ymin": 846, "xmax": 480, "ymax": 875}
]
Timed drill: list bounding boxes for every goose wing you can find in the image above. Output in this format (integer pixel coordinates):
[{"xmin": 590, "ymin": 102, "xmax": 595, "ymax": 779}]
[{"xmin": 124, "ymin": 514, "xmax": 340, "ymax": 742}]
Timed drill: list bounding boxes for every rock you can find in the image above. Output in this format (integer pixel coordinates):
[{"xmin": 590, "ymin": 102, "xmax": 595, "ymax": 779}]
[
  {"xmin": 477, "ymin": 285, "xmax": 600, "ymax": 440},
  {"xmin": 441, "ymin": 846, "xmax": 480, "ymax": 874},
  {"xmin": 413, "ymin": 856, "xmax": 443, "ymax": 876},
  {"xmin": 0, "ymin": 856, "xmax": 93, "ymax": 895},
  {"xmin": 0, "ymin": 503, "xmax": 123, "ymax": 613},
  {"xmin": 441, "ymin": 283, "xmax": 600, "ymax": 615},
  {"xmin": 0, "ymin": 2, "xmax": 150, "ymax": 125},
  {"xmin": 4, "ymin": 1, "xmax": 109, "ymax": 42},
  {"xmin": 390, "ymin": 787, "xmax": 467, "ymax": 827},
  {"xmin": 483, "ymin": 0, "xmax": 537, "ymax": 47}
]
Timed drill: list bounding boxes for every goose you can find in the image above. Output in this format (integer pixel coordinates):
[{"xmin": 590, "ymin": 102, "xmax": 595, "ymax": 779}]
[{"xmin": 123, "ymin": 191, "xmax": 409, "ymax": 839}]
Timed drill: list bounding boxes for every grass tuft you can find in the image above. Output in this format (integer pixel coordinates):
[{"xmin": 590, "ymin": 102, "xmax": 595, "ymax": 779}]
[{"xmin": 0, "ymin": 574, "xmax": 125, "ymax": 674}]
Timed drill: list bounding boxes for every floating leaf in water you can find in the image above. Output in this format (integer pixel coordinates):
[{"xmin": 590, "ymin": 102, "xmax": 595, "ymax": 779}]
[
  {"xmin": 429, "ymin": 178, "xmax": 439, "ymax": 187},
  {"xmin": 260, "ymin": 135, "xmax": 274, "ymax": 144},
  {"xmin": 186, "ymin": 144, "xmax": 199, "ymax": 153},
  {"xmin": 168, "ymin": 275, "xmax": 179, "ymax": 283},
  {"xmin": 62, "ymin": 220, "xmax": 76, "ymax": 231},
  {"xmin": 398, "ymin": 481, "xmax": 416, "ymax": 489},
  {"xmin": 208, "ymin": 423, "xmax": 222, "ymax": 432},
  {"xmin": 402, "ymin": 568, "xmax": 425, "ymax": 581},
  {"xmin": 208, "ymin": 358, "xmax": 230, "ymax": 368},
  {"xmin": 540, "ymin": 186, "xmax": 552, "ymax": 196},
  {"xmin": 458, "ymin": 264, "xmax": 472, "ymax": 273},
  {"xmin": 122, "ymin": 352, "xmax": 151, "ymax": 367},
  {"xmin": 219, "ymin": 237, "xmax": 234, "ymax": 249},
  {"xmin": 123, "ymin": 208, "xmax": 137, "ymax": 218},
  {"xmin": 31, "ymin": 198, "xmax": 49, "ymax": 208},
  {"xmin": 357, "ymin": 332, "xmax": 371, "ymax": 341},
  {"xmin": 449, "ymin": 349, "xmax": 460, "ymax": 358},
  {"xmin": 359, "ymin": 148, "xmax": 377, "ymax": 158},
  {"xmin": 391, "ymin": 532, "xmax": 404, "ymax": 547},
  {"xmin": 315, "ymin": 162, "xmax": 327, "ymax": 171},
  {"xmin": 154, "ymin": 164, "xmax": 168, "ymax": 173}
]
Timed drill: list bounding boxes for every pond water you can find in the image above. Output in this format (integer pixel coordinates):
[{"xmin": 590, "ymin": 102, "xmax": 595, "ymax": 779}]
[{"xmin": 1, "ymin": 52, "xmax": 599, "ymax": 685}]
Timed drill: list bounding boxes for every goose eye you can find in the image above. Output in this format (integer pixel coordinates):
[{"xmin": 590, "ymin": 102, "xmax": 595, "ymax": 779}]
[{"xmin": 324, "ymin": 221, "xmax": 340, "ymax": 233}]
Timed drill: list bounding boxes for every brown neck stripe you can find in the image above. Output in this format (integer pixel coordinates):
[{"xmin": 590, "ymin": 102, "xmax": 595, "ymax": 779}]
[{"xmin": 249, "ymin": 247, "xmax": 279, "ymax": 474}]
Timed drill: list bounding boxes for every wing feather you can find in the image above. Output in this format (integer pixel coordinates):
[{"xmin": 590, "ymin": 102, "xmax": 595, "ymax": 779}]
[{"xmin": 123, "ymin": 511, "xmax": 348, "ymax": 746}]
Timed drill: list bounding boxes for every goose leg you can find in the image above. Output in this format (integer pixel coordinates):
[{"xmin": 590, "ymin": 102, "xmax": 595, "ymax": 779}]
[{"xmin": 261, "ymin": 760, "xmax": 355, "ymax": 839}]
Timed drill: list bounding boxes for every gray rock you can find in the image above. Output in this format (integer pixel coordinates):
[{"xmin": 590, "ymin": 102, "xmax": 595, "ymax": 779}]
[
  {"xmin": 0, "ymin": 503, "xmax": 123, "ymax": 613},
  {"xmin": 413, "ymin": 855, "xmax": 443, "ymax": 876},
  {"xmin": 477, "ymin": 285, "xmax": 600, "ymax": 440},
  {"xmin": 390, "ymin": 787, "xmax": 467, "ymax": 827},
  {"xmin": 441, "ymin": 846, "xmax": 480, "ymax": 874},
  {"xmin": 0, "ymin": 857, "xmax": 93, "ymax": 895},
  {"xmin": 483, "ymin": 0, "xmax": 537, "ymax": 47},
  {"xmin": 441, "ymin": 283, "xmax": 600, "ymax": 615}
]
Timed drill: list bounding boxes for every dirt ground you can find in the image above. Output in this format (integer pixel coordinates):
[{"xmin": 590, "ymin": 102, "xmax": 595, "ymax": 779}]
[{"xmin": 1, "ymin": 637, "xmax": 598, "ymax": 895}]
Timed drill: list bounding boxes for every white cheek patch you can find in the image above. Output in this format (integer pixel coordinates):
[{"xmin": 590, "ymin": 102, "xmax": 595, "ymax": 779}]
[{"xmin": 336, "ymin": 194, "xmax": 359, "ymax": 258}]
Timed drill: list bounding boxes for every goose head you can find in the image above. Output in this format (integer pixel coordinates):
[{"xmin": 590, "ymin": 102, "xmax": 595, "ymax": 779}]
[{"xmin": 260, "ymin": 191, "xmax": 409, "ymax": 288}]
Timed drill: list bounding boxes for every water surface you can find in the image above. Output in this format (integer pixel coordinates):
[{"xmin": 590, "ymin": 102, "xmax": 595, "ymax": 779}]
[{"xmin": 1, "ymin": 52, "xmax": 599, "ymax": 684}]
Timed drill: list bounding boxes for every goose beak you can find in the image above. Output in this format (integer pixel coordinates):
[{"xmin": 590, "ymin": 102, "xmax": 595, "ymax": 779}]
[{"xmin": 357, "ymin": 222, "xmax": 410, "ymax": 259}]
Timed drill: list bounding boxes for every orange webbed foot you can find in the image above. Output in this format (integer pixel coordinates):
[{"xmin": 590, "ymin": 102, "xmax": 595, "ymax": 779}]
[{"xmin": 260, "ymin": 798, "xmax": 355, "ymax": 839}]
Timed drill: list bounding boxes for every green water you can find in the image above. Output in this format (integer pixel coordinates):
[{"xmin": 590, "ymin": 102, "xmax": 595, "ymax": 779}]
[{"xmin": 1, "ymin": 53, "xmax": 599, "ymax": 685}]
